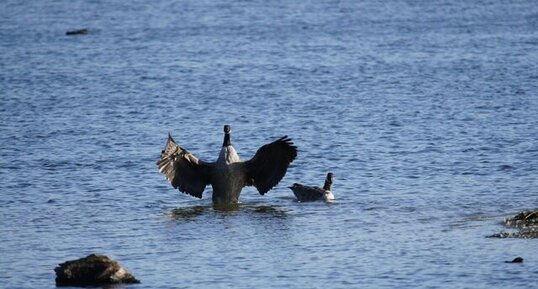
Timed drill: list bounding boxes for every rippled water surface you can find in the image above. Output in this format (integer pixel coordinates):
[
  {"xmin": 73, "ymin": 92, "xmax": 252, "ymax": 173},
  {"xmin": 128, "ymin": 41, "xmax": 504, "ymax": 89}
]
[{"xmin": 1, "ymin": 0, "xmax": 538, "ymax": 288}]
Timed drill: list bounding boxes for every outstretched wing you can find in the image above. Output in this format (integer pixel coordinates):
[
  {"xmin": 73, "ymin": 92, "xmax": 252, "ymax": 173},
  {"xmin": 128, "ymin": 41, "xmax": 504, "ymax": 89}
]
[
  {"xmin": 156, "ymin": 134, "xmax": 213, "ymax": 198},
  {"xmin": 245, "ymin": 136, "xmax": 297, "ymax": 195}
]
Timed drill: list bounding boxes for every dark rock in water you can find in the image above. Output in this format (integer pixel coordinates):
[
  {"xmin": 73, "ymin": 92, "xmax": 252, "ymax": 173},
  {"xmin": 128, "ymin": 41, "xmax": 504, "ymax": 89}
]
[
  {"xmin": 488, "ymin": 209, "xmax": 538, "ymax": 239},
  {"xmin": 66, "ymin": 28, "xmax": 89, "ymax": 35},
  {"xmin": 505, "ymin": 257, "xmax": 524, "ymax": 263},
  {"xmin": 55, "ymin": 254, "xmax": 139, "ymax": 286}
]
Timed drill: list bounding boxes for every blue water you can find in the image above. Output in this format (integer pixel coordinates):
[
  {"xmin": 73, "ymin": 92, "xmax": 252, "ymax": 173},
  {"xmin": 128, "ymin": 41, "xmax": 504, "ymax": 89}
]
[{"xmin": 1, "ymin": 0, "xmax": 538, "ymax": 288}]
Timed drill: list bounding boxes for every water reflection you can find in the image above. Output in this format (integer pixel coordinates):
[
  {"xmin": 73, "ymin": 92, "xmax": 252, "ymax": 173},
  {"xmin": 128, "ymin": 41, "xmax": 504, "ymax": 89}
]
[
  {"xmin": 212, "ymin": 203, "xmax": 241, "ymax": 212},
  {"xmin": 169, "ymin": 205, "xmax": 208, "ymax": 220},
  {"xmin": 447, "ymin": 212, "xmax": 496, "ymax": 229},
  {"xmin": 98, "ymin": 285, "xmax": 129, "ymax": 289},
  {"xmin": 168, "ymin": 204, "xmax": 289, "ymax": 220},
  {"xmin": 248, "ymin": 205, "xmax": 288, "ymax": 218}
]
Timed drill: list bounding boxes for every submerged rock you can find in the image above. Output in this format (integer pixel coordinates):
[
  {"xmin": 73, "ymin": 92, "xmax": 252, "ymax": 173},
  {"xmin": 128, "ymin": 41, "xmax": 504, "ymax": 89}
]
[
  {"xmin": 488, "ymin": 209, "xmax": 538, "ymax": 239},
  {"xmin": 55, "ymin": 254, "xmax": 139, "ymax": 286}
]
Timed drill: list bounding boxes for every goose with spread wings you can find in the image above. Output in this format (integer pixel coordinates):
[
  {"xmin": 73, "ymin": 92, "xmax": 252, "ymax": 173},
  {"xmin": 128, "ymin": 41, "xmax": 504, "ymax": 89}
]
[{"xmin": 157, "ymin": 125, "xmax": 297, "ymax": 205}]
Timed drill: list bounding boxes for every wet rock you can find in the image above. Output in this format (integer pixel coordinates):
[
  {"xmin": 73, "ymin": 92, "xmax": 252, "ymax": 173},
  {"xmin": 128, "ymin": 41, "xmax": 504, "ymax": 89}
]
[
  {"xmin": 66, "ymin": 28, "xmax": 89, "ymax": 35},
  {"xmin": 55, "ymin": 254, "xmax": 139, "ymax": 286},
  {"xmin": 505, "ymin": 257, "xmax": 524, "ymax": 263},
  {"xmin": 488, "ymin": 209, "xmax": 538, "ymax": 239}
]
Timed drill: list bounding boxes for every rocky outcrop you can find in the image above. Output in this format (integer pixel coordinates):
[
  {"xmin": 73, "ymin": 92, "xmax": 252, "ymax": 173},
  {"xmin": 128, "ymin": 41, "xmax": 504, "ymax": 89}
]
[
  {"xmin": 488, "ymin": 209, "xmax": 538, "ymax": 239},
  {"xmin": 55, "ymin": 254, "xmax": 139, "ymax": 286}
]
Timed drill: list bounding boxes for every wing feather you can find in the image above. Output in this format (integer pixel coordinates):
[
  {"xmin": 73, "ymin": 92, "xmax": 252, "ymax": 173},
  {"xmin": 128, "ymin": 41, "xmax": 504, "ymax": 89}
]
[
  {"xmin": 245, "ymin": 136, "xmax": 297, "ymax": 195},
  {"xmin": 156, "ymin": 134, "xmax": 213, "ymax": 198}
]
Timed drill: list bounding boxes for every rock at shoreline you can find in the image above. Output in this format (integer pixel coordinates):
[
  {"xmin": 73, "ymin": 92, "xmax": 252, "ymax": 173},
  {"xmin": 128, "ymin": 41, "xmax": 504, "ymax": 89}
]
[
  {"xmin": 488, "ymin": 209, "xmax": 538, "ymax": 239},
  {"xmin": 55, "ymin": 254, "xmax": 139, "ymax": 286}
]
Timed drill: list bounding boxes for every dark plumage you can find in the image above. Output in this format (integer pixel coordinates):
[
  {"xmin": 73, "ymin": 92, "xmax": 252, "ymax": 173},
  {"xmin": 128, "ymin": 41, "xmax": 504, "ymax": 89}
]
[
  {"xmin": 289, "ymin": 173, "xmax": 334, "ymax": 202},
  {"xmin": 157, "ymin": 125, "xmax": 297, "ymax": 205},
  {"xmin": 54, "ymin": 254, "xmax": 139, "ymax": 286},
  {"xmin": 65, "ymin": 28, "xmax": 89, "ymax": 35}
]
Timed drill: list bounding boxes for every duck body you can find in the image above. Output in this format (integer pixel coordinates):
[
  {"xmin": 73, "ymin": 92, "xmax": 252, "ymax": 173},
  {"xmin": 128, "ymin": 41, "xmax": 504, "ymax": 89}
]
[
  {"xmin": 289, "ymin": 173, "xmax": 334, "ymax": 202},
  {"xmin": 157, "ymin": 125, "xmax": 297, "ymax": 205}
]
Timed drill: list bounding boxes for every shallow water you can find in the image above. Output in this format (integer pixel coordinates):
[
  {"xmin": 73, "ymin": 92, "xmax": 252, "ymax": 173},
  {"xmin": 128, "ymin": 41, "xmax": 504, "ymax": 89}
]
[{"xmin": 1, "ymin": 0, "xmax": 538, "ymax": 288}]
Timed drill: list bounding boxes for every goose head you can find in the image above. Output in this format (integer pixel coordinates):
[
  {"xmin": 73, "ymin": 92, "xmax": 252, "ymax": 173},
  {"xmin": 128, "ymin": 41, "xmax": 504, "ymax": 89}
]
[
  {"xmin": 323, "ymin": 172, "xmax": 334, "ymax": 191},
  {"xmin": 326, "ymin": 173, "xmax": 334, "ymax": 184},
  {"xmin": 288, "ymin": 183, "xmax": 300, "ymax": 189},
  {"xmin": 222, "ymin": 125, "xmax": 232, "ymax": 147}
]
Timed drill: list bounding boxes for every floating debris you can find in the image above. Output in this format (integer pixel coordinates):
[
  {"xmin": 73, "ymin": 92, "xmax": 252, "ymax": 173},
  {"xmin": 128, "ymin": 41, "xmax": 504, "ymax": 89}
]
[
  {"xmin": 488, "ymin": 209, "xmax": 538, "ymax": 239},
  {"xmin": 55, "ymin": 254, "xmax": 139, "ymax": 286},
  {"xmin": 504, "ymin": 210, "xmax": 538, "ymax": 228}
]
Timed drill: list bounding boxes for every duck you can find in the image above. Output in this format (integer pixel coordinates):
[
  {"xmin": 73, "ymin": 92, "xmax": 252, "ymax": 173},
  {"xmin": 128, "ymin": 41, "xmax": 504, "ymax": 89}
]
[
  {"xmin": 289, "ymin": 173, "xmax": 334, "ymax": 202},
  {"xmin": 157, "ymin": 125, "xmax": 297, "ymax": 205}
]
